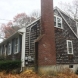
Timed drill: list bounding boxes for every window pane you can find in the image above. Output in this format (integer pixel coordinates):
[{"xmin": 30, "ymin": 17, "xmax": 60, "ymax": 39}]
[
  {"xmin": 54, "ymin": 16, "xmax": 56, "ymax": 22},
  {"xmin": 67, "ymin": 40, "xmax": 73, "ymax": 54},
  {"xmin": 69, "ymin": 48, "xmax": 72, "ymax": 53},
  {"xmin": 58, "ymin": 23, "xmax": 61, "ymax": 28},
  {"xmin": 57, "ymin": 17, "xmax": 61, "ymax": 23},
  {"xmin": 54, "ymin": 22, "xmax": 56, "ymax": 26},
  {"xmin": 68, "ymin": 42, "xmax": 72, "ymax": 48},
  {"xmin": 57, "ymin": 17, "xmax": 62, "ymax": 28}
]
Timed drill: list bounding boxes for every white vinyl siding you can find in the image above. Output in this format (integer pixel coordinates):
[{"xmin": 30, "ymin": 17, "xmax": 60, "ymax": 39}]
[
  {"xmin": 54, "ymin": 15, "xmax": 63, "ymax": 29},
  {"xmin": 67, "ymin": 40, "xmax": 73, "ymax": 54}
]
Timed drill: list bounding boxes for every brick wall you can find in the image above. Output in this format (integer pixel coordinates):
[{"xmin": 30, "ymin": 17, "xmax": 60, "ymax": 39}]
[{"xmin": 38, "ymin": 0, "xmax": 56, "ymax": 66}]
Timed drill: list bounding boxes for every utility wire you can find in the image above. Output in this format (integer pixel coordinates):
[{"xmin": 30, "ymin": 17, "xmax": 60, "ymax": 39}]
[
  {"xmin": 0, "ymin": 19, "xmax": 12, "ymax": 21},
  {"xmin": 0, "ymin": 19, "xmax": 13, "ymax": 24}
]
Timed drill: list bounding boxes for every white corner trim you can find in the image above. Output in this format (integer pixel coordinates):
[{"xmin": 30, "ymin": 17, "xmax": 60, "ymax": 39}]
[
  {"xmin": 57, "ymin": 8, "xmax": 78, "ymax": 38},
  {"xmin": 21, "ymin": 31, "xmax": 26, "ymax": 71}
]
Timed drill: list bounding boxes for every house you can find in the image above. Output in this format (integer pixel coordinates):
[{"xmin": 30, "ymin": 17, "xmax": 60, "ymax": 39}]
[{"xmin": 0, "ymin": 0, "xmax": 78, "ymax": 73}]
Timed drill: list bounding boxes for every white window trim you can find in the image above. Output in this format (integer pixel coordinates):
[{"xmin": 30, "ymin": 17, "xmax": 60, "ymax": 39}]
[
  {"xmin": 14, "ymin": 38, "xmax": 19, "ymax": 54},
  {"xmin": 67, "ymin": 40, "xmax": 73, "ymax": 54},
  {"xmin": 54, "ymin": 15, "xmax": 63, "ymax": 29},
  {"xmin": 8, "ymin": 42, "xmax": 11, "ymax": 55}
]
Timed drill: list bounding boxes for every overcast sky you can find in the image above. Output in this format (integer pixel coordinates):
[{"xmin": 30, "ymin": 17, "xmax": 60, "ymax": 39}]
[{"xmin": 0, "ymin": 0, "xmax": 72, "ymax": 24}]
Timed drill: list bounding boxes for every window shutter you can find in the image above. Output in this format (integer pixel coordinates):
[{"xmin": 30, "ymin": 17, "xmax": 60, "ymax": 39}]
[
  {"xmin": 13, "ymin": 39, "xmax": 15, "ymax": 54},
  {"xmin": 10, "ymin": 41, "xmax": 12, "ymax": 55},
  {"xmin": 18, "ymin": 35, "xmax": 21, "ymax": 52},
  {"xmin": 6, "ymin": 44, "xmax": 8, "ymax": 55}
]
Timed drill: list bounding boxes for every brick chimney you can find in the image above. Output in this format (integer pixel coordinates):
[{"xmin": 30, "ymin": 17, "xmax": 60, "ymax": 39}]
[{"xmin": 38, "ymin": 0, "xmax": 56, "ymax": 66}]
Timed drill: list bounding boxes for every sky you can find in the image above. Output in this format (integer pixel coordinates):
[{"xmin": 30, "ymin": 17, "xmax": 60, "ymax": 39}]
[{"xmin": 0, "ymin": 0, "xmax": 72, "ymax": 24}]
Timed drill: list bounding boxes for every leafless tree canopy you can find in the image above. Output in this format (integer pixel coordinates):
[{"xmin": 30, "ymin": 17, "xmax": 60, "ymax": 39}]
[{"xmin": 59, "ymin": 0, "xmax": 78, "ymax": 20}]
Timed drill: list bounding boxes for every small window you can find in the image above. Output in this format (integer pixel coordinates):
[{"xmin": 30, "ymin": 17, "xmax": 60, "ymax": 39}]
[
  {"xmin": 14, "ymin": 38, "xmax": 18, "ymax": 54},
  {"xmin": 54, "ymin": 15, "xmax": 62, "ymax": 29},
  {"xmin": 67, "ymin": 40, "xmax": 73, "ymax": 54},
  {"xmin": 8, "ymin": 42, "xmax": 11, "ymax": 55},
  {"xmin": 69, "ymin": 65, "xmax": 73, "ymax": 68}
]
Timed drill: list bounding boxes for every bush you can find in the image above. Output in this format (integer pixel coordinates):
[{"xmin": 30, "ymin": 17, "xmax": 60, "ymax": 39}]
[{"xmin": 0, "ymin": 60, "xmax": 21, "ymax": 71}]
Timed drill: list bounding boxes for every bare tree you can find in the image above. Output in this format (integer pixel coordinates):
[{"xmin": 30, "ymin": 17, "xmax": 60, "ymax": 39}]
[
  {"xmin": 59, "ymin": 0, "xmax": 78, "ymax": 20},
  {"xmin": 30, "ymin": 10, "xmax": 41, "ymax": 19},
  {"xmin": 1, "ymin": 13, "xmax": 36, "ymax": 39},
  {"xmin": 13, "ymin": 13, "xmax": 36, "ymax": 28}
]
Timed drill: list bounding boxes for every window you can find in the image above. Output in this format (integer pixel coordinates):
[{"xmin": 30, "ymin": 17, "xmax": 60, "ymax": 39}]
[
  {"xmin": 14, "ymin": 38, "xmax": 18, "ymax": 54},
  {"xmin": 67, "ymin": 40, "xmax": 73, "ymax": 54},
  {"xmin": 54, "ymin": 15, "xmax": 63, "ymax": 29},
  {"xmin": 8, "ymin": 42, "xmax": 11, "ymax": 55},
  {"xmin": 69, "ymin": 65, "xmax": 73, "ymax": 68}
]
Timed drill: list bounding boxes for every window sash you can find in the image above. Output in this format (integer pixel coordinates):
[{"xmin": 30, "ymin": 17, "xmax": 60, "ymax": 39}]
[
  {"xmin": 67, "ymin": 40, "xmax": 73, "ymax": 54},
  {"xmin": 54, "ymin": 15, "xmax": 62, "ymax": 29}
]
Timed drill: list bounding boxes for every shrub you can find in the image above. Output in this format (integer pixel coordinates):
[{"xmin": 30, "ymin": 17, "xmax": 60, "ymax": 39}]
[{"xmin": 0, "ymin": 60, "xmax": 21, "ymax": 71}]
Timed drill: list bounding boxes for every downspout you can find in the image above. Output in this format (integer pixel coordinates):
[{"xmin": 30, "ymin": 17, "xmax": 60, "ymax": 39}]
[{"xmin": 18, "ymin": 31, "xmax": 26, "ymax": 72}]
